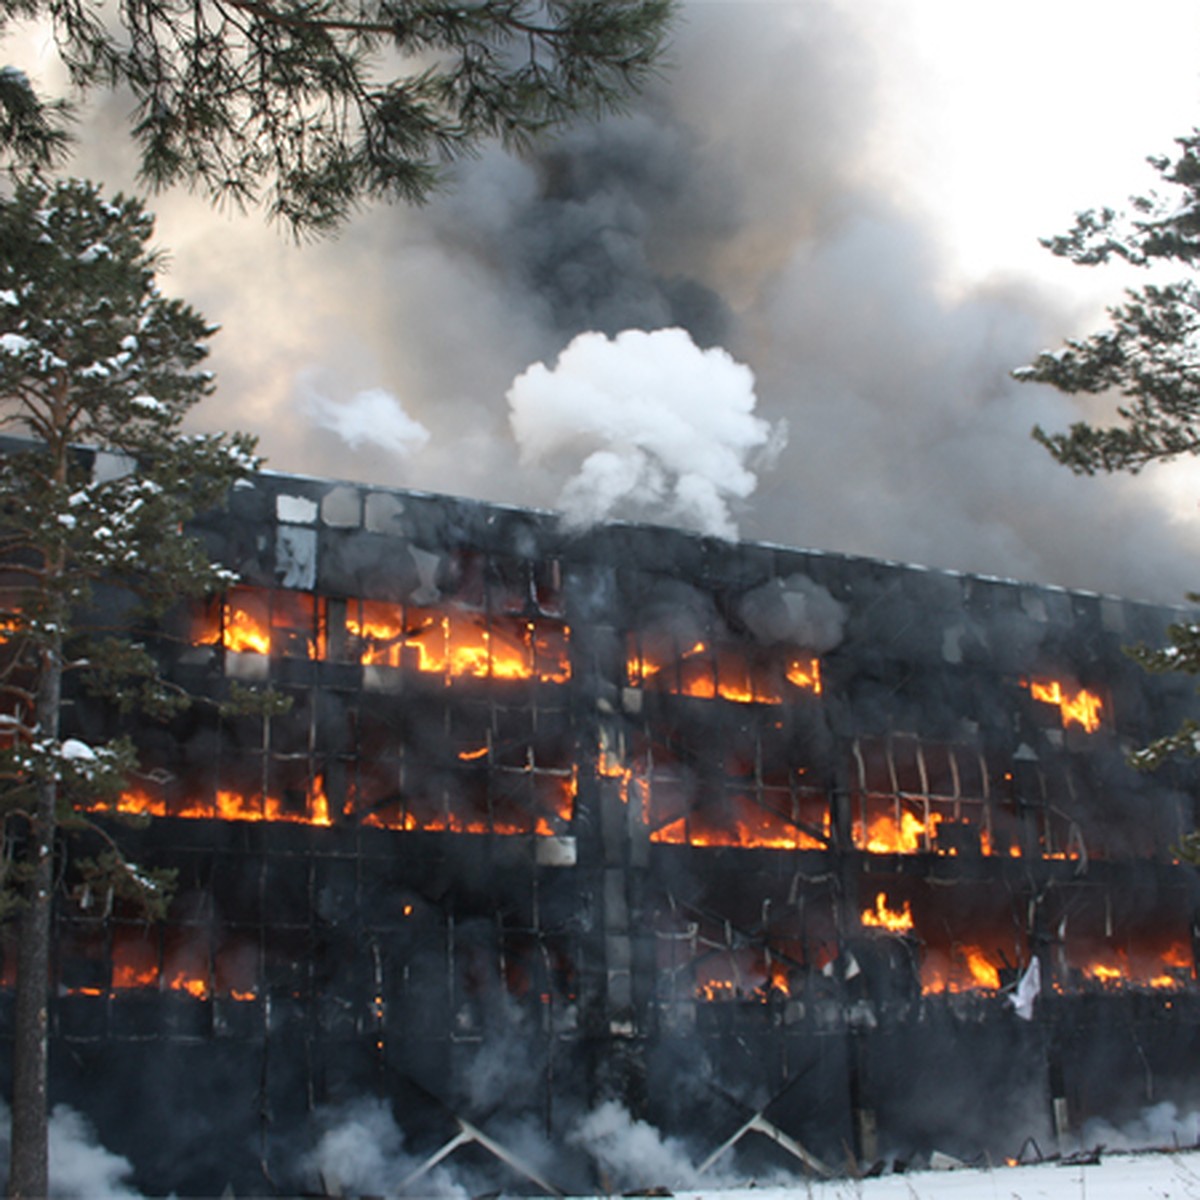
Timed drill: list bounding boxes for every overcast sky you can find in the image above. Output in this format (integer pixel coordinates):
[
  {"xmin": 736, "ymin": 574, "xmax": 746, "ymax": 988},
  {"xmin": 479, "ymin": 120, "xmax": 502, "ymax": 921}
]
[{"xmin": 10, "ymin": 0, "xmax": 1200, "ymax": 601}]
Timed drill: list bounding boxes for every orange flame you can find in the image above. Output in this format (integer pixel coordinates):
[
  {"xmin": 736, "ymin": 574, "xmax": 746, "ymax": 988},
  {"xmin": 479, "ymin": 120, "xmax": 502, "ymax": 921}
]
[
  {"xmin": 921, "ymin": 945, "xmax": 1002, "ymax": 994},
  {"xmin": 627, "ymin": 640, "xmax": 821, "ymax": 705},
  {"xmin": 693, "ymin": 955, "xmax": 793, "ymax": 1003},
  {"xmin": 861, "ymin": 892, "xmax": 914, "ymax": 933},
  {"xmin": 196, "ymin": 589, "xmax": 571, "ymax": 681},
  {"xmin": 165, "ymin": 971, "xmax": 210, "ymax": 1000},
  {"xmin": 100, "ymin": 772, "xmax": 574, "ymax": 838},
  {"xmin": 767, "ymin": 961, "xmax": 791, "ymax": 997},
  {"xmin": 650, "ymin": 806, "xmax": 828, "ymax": 851},
  {"xmin": 856, "ymin": 809, "xmax": 940, "ymax": 855},
  {"xmin": 87, "ymin": 778, "xmax": 332, "ymax": 827},
  {"xmin": 1076, "ymin": 942, "xmax": 1192, "ymax": 991},
  {"xmin": 221, "ymin": 602, "xmax": 273, "ymax": 656},
  {"xmin": 347, "ymin": 604, "xmax": 571, "ymax": 683},
  {"xmin": 1024, "ymin": 679, "xmax": 1103, "ymax": 733},
  {"xmin": 785, "ymin": 657, "xmax": 822, "ymax": 694},
  {"xmin": 111, "ymin": 961, "xmax": 157, "ymax": 990}
]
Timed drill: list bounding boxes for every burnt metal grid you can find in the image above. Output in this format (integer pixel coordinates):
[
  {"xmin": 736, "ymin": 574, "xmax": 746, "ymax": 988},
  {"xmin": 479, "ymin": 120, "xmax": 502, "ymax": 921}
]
[{"xmin": 2, "ymin": 466, "xmax": 1199, "ymax": 1194}]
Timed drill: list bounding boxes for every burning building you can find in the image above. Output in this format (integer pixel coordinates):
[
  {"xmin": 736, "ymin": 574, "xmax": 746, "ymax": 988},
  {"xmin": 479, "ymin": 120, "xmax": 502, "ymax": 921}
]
[{"xmin": 10, "ymin": 463, "xmax": 1200, "ymax": 1194}]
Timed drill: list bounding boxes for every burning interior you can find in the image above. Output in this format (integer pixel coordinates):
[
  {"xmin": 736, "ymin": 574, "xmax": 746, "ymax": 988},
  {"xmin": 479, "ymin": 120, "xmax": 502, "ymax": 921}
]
[{"xmin": 5, "ymin": 465, "xmax": 1200, "ymax": 1194}]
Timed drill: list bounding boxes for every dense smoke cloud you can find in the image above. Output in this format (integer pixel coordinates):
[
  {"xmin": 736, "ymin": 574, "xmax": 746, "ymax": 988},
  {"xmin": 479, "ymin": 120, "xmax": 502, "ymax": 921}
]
[
  {"xmin": 36, "ymin": 0, "xmax": 1200, "ymax": 600},
  {"xmin": 508, "ymin": 328, "xmax": 780, "ymax": 537}
]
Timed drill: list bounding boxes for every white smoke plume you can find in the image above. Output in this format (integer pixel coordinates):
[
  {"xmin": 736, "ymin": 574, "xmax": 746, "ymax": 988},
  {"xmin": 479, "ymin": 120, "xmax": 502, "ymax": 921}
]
[
  {"xmin": 568, "ymin": 1099, "xmax": 705, "ymax": 1192},
  {"xmin": 507, "ymin": 327, "xmax": 783, "ymax": 538},
  {"xmin": 0, "ymin": 1100, "xmax": 143, "ymax": 1199},
  {"xmin": 303, "ymin": 385, "xmax": 431, "ymax": 460},
  {"xmin": 302, "ymin": 1098, "xmax": 468, "ymax": 1199},
  {"xmin": 1079, "ymin": 1100, "xmax": 1200, "ymax": 1153}
]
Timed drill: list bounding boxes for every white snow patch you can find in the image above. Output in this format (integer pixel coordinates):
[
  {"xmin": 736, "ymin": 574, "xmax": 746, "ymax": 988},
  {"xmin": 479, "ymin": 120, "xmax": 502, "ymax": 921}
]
[
  {"xmin": 0, "ymin": 332, "xmax": 33, "ymax": 355},
  {"xmin": 77, "ymin": 243, "xmax": 111, "ymax": 264},
  {"xmin": 645, "ymin": 1152, "xmax": 1200, "ymax": 1199},
  {"xmin": 59, "ymin": 739, "xmax": 95, "ymax": 761}
]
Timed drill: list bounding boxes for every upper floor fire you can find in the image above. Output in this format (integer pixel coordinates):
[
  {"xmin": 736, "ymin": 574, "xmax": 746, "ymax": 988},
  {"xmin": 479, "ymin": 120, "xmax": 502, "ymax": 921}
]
[{"xmin": 8, "ymin": 458, "xmax": 1200, "ymax": 1195}]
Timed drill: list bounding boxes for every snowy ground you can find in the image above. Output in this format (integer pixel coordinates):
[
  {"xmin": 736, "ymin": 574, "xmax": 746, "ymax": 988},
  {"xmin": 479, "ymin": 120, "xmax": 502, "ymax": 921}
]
[{"xmin": 613, "ymin": 1150, "xmax": 1200, "ymax": 1200}]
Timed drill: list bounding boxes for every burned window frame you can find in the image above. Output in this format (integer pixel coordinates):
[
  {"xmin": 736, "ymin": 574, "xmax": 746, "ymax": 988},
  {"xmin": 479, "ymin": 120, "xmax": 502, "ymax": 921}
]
[{"xmin": 848, "ymin": 734, "xmax": 992, "ymax": 857}]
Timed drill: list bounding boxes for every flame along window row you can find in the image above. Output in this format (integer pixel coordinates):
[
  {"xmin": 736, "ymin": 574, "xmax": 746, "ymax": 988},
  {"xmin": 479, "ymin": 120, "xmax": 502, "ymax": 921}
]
[
  {"xmin": 96, "ymin": 758, "xmax": 578, "ymax": 840},
  {"xmin": 603, "ymin": 722, "xmax": 831, "ymax": 851},
  {"xmin": 44, "ymin": 914, "xmax": 580, "ymax": 1026},
  {"xmin": 657, "ymin": 880, "xmax": 1196, "ymax": 1006},
  {"xmin": 604, "ymin": 726, "xmax": 1179, "ymax": 863},
  {"xmin": 47, "ymin": 920, "xmax": 261, "ymax": 1004},
  {"xmin": 193, "ymin": 587, "xmax": 571, "ymax": 685},
  {"xmin": 853, "ymin": 881, "xmax": 1195, "ymax": 999},
  {"xmin": 850, "ymin": 736, "xmax": 991, "ymax": 856},
  {"xmin": 626, "ymin": 629, "xmax": 822, "ymax": 705},
  {"xmin": 848, "ymin": 735, "xmax": 1188, "ymax": 863},
  {"xmin": 93, "ymin": 697, "xmax": 578, "ymax": 836},
  {"xmin": 656, "ymin": 898, "xmax": 838, "ymax": 1006}
]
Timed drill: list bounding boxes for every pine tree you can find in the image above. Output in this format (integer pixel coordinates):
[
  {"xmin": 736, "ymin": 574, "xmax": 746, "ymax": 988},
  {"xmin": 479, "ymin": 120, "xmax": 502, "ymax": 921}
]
[
  {"xmin": 1014, "ymin": 128, "xmax": 1200, "ymax": 846},
  {"xmin": 1015, "ymin": 128, "xmax": 1200, "ymax": 474},
  {"xmin": 0, "ymin": 0, "xmax": 676, "ymax": 236},
  {"xmin": 0, "ymin": 177, "xmax": 257, "ymax": 1198}
]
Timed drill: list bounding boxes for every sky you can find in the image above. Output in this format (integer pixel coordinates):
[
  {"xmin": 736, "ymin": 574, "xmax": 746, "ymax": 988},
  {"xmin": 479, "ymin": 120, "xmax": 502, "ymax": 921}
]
[{"xmin": 9, "ymin": 0, "xmax": 1200, "ymax": 602}]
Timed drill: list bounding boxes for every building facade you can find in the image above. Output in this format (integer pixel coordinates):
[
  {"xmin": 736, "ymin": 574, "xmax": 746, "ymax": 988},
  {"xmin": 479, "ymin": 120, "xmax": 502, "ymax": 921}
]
[{"xmin": 13, "ymin": 466, "xmax": 1200, "ymax": 1195}]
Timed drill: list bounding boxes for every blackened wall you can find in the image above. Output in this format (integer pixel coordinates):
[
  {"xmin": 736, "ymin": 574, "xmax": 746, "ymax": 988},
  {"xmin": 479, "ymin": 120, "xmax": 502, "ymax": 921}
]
[{"xmin": 13, "ymin": 466, "xmax": 1200, "ymax": 1195}]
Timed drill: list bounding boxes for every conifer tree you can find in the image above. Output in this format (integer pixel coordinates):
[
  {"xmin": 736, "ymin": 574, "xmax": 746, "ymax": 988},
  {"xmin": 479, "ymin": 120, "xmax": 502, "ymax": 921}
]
[
  {"xmin": 1014, "ymin": 128, "xmax": 1200, "ymax": 838},
  {"xmin": 0, "ymin": 0, "xmax": 676, "ymax": 236},
  {"xmin": 0, "ymin": 176, "xmax": 257, "ymax": 1199}
]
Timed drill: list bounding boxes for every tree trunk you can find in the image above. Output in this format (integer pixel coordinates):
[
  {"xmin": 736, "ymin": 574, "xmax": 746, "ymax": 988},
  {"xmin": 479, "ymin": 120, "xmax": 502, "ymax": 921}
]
[{"xmin": 8, "ymin": 638, "xmax": 62, "ymax": 1200}]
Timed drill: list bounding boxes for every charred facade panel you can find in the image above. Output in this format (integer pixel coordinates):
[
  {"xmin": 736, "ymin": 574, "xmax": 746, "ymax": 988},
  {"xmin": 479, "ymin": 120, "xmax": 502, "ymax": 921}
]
[{"xmin": 7, "ymin": 467, "xmax": 1200, "ymax": 1194}]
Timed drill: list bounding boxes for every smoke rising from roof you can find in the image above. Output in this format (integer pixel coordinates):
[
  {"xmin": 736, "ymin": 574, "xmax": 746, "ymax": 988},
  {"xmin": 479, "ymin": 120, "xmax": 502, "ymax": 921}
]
[
  {"xmin": 302, "ymin": 384, "xmax": 430, "ymax": 460},
  {"xmin": 508, "ymin": 327, "xmax": 780, "ymax": 538},
  {"xmin": 34, "ymin": 0, "xmax": 1200, "ymax": 601}
]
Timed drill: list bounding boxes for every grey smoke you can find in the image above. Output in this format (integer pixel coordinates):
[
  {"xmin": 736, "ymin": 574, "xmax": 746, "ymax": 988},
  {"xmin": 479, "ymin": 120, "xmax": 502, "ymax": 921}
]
[
  {"xmin": 35, "ymin": 0, "xmax": 1200, "ymax": 602},
  {"xmin": 1080, "ymin": 1100, "xmax": 1200, "ymax": 1153},
  {"xmin": 567, "ymin": 1100, "xmax": 705, "ymax": 1193},
  {"xmin": 738, "ymin": 574, "xmax": 846, "ymax": 651}
]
